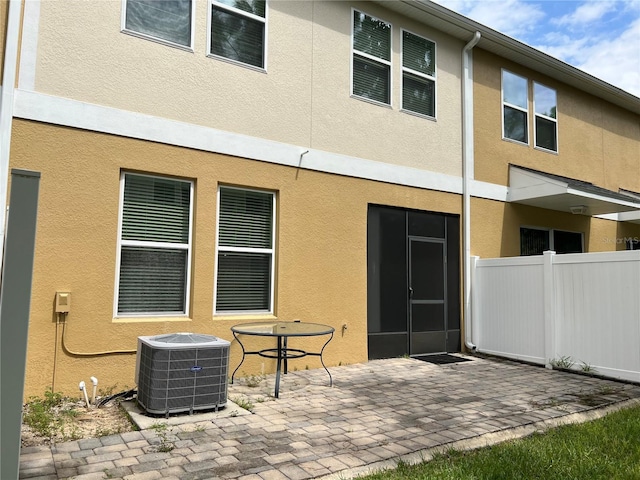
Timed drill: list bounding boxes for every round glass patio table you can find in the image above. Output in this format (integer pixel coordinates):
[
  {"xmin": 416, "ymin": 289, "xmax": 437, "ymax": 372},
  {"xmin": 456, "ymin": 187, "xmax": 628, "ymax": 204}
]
[{"xmin": 230, "ymin": 321, "xmax": 334, "ymax": 398}]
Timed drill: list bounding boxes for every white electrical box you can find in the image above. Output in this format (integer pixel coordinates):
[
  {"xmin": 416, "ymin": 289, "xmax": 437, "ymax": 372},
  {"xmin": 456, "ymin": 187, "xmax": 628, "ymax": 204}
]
[{"xmin": 55, "ymin": 292, "xmax": 71, "ymax": 313}]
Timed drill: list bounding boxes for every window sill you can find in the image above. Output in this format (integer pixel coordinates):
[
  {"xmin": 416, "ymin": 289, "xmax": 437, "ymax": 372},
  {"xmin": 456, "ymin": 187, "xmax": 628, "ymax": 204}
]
[
  {"xmin": 213, "ymin": 313, "xmax": 277, "ymax": 322},
  {"xmin": 121, "ymin": 29, "xmax": 194, "ymax": 53},
  {"xmin": 350, "ymin": 94, "xmax": 392, "ymax": 109},
  {"xmin": 400, "ymin": 108, "xmax": 436, "ymax": 122},
  {"xmin": 112, "ymin": 315, "xmax": 192, "ymax": 324},
  {"xmin": 206, "ymin": 53, "xmax": 267, "ymax": 74},
  {"xmin": 534, "ymin": 145, "xmax": 559, "ymax": 155},
  {"xmin": 502, "ymin": 137, "xmax": 530, "ymax": 147}
]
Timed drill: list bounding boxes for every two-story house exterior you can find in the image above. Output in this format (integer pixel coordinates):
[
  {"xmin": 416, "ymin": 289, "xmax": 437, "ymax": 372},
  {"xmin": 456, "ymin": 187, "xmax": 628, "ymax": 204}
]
[{"xmin": 1, "ymin": 0, "xmax": 639, "ymax": 398}]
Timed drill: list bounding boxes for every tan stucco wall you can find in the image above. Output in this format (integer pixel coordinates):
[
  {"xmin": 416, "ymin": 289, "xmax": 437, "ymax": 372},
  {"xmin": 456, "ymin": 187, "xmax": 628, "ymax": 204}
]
[
  {"xmin": 471, "ymin": 197, "xmax": 640, "ymax": 258},
  {"xmin": 10, "ymin": 119, "xmax": 462, "ymax": 398},
  {"xmin": 472, "ymin": 49, "xmax": 640, "ymax": 191},
  {"xmin": 31, "ymin": 0, "xmax": 463, "ymax": 177}
]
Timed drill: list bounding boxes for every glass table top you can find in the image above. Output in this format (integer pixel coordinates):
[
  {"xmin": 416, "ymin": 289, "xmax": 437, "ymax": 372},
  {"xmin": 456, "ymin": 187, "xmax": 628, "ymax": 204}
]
[{"xmin": 231, "ymin": 321, "xmax": 334, "ymax": 337}]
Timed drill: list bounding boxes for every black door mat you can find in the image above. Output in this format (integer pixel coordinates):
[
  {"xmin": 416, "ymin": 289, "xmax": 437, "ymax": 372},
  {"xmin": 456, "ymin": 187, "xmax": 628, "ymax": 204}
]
[{"xmin": 413, "ymin": 354, "xmax": 471, "ymax": 364}]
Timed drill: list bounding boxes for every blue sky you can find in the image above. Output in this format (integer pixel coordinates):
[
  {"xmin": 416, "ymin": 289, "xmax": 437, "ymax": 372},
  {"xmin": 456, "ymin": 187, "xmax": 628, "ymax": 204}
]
[{"xmin": 431, "ymin": 0, "xmax": 640, "ymax": 97}]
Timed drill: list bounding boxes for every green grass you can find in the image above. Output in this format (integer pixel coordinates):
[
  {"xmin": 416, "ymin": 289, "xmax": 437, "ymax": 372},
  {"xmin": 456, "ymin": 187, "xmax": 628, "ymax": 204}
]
[{"xmin": 361, "ymin": 404, "xmax": 640, "ymax": 480}]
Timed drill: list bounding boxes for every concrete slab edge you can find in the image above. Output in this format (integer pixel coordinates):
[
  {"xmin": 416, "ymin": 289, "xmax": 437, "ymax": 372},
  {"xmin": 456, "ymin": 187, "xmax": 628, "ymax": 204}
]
[
  {"xmin": 121, "ymin": 399, "xmax": 252, "ymax": 430},
  {"xmin": 318, "ymin": 397, "xmax": 640, "ymax": 480}
]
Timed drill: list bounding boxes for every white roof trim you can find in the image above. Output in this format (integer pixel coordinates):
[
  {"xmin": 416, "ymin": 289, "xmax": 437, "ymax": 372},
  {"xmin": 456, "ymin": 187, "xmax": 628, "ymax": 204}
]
[{"xmin": 507, "ymin": 165, "xmax": 640, "ymax": 216}]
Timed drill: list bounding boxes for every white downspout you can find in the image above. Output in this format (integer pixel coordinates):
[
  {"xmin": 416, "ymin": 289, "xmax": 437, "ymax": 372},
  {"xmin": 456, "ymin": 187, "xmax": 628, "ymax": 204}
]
[
  {"xmin": 462, "ymin": 32, "xmax": 481, "ymax": 351},
  {"xmin": 0, "ymin": 0, "xmax": 22, "ymax": 266}
]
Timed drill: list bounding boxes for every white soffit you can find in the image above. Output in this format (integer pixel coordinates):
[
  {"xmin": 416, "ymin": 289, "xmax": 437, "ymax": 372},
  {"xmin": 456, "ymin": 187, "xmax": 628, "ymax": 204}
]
[
  {"xmin": 617, "ymin": 210, "xmax": 640, "ymax": 224},
  {"xmin": 507, "ymin": 165, "xmax": 640, "ymax": 216}
]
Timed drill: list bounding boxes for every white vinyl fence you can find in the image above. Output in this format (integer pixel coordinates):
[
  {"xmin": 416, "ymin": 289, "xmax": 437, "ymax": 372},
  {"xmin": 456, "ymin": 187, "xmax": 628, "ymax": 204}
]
[{"xmin": 472, "ymin": 250, "xmax": 640, "ymax": 382}]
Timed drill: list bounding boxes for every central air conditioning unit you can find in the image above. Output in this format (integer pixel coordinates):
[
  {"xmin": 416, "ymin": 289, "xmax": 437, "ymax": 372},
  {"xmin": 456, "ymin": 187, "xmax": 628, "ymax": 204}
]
[{"xmin": 135, "ymin": 333, "xmax": 230, "ymax": 416}]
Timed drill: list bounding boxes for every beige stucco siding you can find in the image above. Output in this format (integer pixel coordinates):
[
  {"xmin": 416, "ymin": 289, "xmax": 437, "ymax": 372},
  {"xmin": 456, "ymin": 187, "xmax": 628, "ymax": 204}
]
[
  {"xmin": 11, "ymin": 119, "xmax": 461, "ymax": 398},
  {"xmin": 473, "ymin": 49, "xmax": 640, "ymax": 191},
  {"xmin": 29, "ymin": 1, "xmax": 462, "ymax": 177}
]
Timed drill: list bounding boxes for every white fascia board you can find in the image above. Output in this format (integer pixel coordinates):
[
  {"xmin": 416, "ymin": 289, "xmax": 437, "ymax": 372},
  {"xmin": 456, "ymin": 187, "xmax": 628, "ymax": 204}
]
[
  {"xmin": 594, "ymin": 213, "xmax": 621, "ymax": 221},
  {"xmin": 565, "ymin": 188, "xmax": 640, "ymax": 213},
  {"xmin": 507, "ymin": 166, "xmax": 567, "ymax": 202},
  {"xmin": 616, "ymin": 210, "xmax": 640, "ymax": 223},
  {"xmin": 508, "ymin": 166, "xmax": 640, "ymax": 214},
  {"xmin": 507, "ymin": 182, "xmax": 567, "ymax": 202},
  {"xmin": 469, "ymin": 180, "xmax": 507, "ymax": 202},
  {"xmin": 13, "ymin": 90, "xmax": 465, "ymax": 195}
]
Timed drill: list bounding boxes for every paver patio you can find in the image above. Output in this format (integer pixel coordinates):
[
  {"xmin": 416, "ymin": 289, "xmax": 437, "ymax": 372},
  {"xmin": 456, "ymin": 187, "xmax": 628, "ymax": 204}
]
[{"xmin": 19, "ymin": 355, "xmax": 640, "ymax": 479}]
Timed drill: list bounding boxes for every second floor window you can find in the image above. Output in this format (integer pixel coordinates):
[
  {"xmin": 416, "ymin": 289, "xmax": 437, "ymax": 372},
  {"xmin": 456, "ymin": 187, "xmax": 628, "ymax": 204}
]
[
  {"xmin": 502, "ymin": 70, "xmax": 529, "ymax": 144},
  {"xmin": 210, "ymin": 0, "xmax": 267, "ymax": 69},
  {"xmin": 124, "ymin": 0, "xmax": 193, "ymax": 48},
  {"xmin": 352, "ymin": 10, "xmax": 391, "ymax": 105},
  {"xmin": 401, "ymin": 30, "xmax": 436, "ymax": 118},
  {"xmin": 534, "ymin": 82, "xmax": 558, "ymax": 152}
]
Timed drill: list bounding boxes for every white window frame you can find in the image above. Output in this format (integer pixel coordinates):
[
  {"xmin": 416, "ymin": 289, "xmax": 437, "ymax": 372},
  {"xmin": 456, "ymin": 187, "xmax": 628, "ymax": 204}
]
[
  {"xmin": 400, "ymin": 28, "xmax": 437, "ymax": 120},
  {"xmin": 213, "ymin": 185, "xmax": 276, "ymax": 315},
  {"xmin": 120, "ymin": 0, "xmax": 195, "ymax": 51},
  {"xmin": 533, "ymin": 81, "xmax": 559, "ymax": 154},
  {"xmin": 501, "ymin": 69, "xmax": 529, "ymax": 145},
  {"xmin": 207, "ymin": 0, "xmax": 268, "ymax": 72},
  {"xmin": 113, "ymin": 172, "xmax": 194, "ymax": 318},
  {"xmin": 351, "ymin": 8, "xmax": 392, "ymax": 107}
]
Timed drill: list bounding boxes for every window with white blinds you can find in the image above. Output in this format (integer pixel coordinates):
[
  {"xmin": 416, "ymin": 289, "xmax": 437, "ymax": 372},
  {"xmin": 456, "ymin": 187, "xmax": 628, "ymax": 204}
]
[
  {"xmin": 115, "ymin": 173, "xmax": 193, "ymax": 316},
  {"xmin": 215, "ymin": 186, "xmax": 275, "ymax": 313},
  {"xmin": 209, "ymin": 0, "xmax": 267, "ymax": 69},
  {"xmin": 402, "ymin": 30, "xmax": 436, "ymax": 118},
  {"xmin": 123, "ymin": 0, "xmax": 193, "ymax": 48},
  {"xmin": 352, "ymin": 10, "xmax": 391, "ymax": 105}
]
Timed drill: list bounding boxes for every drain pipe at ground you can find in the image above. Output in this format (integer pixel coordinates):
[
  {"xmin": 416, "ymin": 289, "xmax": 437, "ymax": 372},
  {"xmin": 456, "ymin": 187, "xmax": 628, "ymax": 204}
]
[
  {"xmin": 462, "ymin": 31, "xmax": 481, "ymax": 352},
  {"xmin": 79, "ymin": 381, "xmax": 91, "ymax": 409}
]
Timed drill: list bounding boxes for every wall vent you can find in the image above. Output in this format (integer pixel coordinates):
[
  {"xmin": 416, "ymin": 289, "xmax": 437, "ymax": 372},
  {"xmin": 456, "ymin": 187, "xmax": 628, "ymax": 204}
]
[{"xmin": 135, "ymin": 333, "xmax": 230, "ymax": 415}]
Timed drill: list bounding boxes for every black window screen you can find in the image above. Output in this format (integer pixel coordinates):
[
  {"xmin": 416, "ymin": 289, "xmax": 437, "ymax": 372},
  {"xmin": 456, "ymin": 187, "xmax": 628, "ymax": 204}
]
[
  {"xmin": 520, "ymin": 227, "xmax": 549, "ymax": 256},
  {"xmin": 520, "ymin": 227, "xmax": 583, "ymax": 255},
  {"xmin": 553, "ymin": 230, "xmax": 583, "ymax": 254}
]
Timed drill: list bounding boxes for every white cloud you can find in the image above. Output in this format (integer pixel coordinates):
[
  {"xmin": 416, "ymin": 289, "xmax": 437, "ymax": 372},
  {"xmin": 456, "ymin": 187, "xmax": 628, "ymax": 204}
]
[
  {"xmin": 432, "ymin": 0, "xmax": 545, "ymax": 38},
  {"xmin": 534, "ymin": 16, "xmax": 640, "ymax": 96},
  {"xmin": 573, "ymin": 17, "xmax": 640, "ymax": 95},
  {"xmin": 552, "ymin": 1, "xmax": 613, "ymax": 27},
  {"xmin": 435, "ymin": 0, "xmax": 640, "ymax": 96}
]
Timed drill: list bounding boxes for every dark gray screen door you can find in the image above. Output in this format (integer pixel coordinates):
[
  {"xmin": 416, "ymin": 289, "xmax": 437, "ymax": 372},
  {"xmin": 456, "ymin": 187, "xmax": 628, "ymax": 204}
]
[
  {"xmin": 409, "ymin": 238, "xmax": 446, "ymax": 355},
  {"xmin": 367, "ymin": 205, "xmax": 460, "ymax": 359}
]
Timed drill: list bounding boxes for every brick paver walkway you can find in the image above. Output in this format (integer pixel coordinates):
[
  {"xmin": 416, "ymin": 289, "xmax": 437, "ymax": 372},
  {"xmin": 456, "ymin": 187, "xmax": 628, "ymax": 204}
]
[{"xmin": 19, "ymin": 355, "xmax": 640, "ymax": 479}]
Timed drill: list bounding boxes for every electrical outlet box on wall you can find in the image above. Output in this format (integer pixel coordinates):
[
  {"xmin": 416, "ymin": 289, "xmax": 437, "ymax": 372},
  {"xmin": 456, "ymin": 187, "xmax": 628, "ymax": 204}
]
[{"xmin": 55, "ymin": 292, "xmax": 71, "ymax": 313}]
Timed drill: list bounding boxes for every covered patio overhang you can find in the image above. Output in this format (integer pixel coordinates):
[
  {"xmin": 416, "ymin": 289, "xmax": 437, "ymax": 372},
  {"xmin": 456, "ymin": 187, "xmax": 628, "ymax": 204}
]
[{"xmin": 507, "ymin": 165, "xmax": 640, "ymax": 216}]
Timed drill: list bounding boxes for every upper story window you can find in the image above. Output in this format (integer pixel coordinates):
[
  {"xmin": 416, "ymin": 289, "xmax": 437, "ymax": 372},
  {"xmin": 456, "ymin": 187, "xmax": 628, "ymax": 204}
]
[
  {"xmin": 352, "ymin": 10, "xmax": 391, "ymax": 105},
  {"xmin": 401, "ymin": 30, "xmax": 436, "ymax": 118},
  {"xmin": 123, "ymin": 0, "xmax": 193, "ymax": 48},
  {"xmin": 534, "ymin": 82, "xmax": 558, "ymax": 152},
  {"xmin": 215, "ymin": 186, "xmax": 276, "ymax": 314},
  {"xmin": 209, "ymin": 0, "xmax": 267, "ymax": 69},
  {"xmin": 502, "ymin": 70, "xmax": 528, "ymax": 144},
  {"xmin": 115, "ymin": 173, "xmax": 193, "ymax": 316}
]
